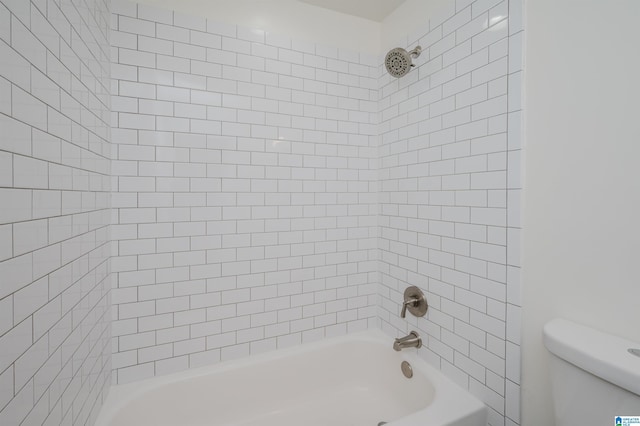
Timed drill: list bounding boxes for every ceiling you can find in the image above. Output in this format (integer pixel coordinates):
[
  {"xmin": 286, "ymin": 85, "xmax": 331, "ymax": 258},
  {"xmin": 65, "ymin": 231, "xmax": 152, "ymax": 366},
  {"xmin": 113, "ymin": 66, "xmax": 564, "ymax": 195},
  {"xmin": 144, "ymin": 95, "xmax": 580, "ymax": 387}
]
[{"xmin": 297, "ymin": 0, "xmax": 407, "ymax": 22}]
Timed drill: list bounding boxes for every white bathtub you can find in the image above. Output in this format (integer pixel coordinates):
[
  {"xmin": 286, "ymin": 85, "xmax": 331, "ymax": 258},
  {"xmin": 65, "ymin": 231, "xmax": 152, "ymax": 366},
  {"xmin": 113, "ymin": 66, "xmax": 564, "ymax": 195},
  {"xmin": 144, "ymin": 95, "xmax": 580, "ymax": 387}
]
[{"xmin": 96, "ymin": 330, "xmax": 486, "ymax": 426}]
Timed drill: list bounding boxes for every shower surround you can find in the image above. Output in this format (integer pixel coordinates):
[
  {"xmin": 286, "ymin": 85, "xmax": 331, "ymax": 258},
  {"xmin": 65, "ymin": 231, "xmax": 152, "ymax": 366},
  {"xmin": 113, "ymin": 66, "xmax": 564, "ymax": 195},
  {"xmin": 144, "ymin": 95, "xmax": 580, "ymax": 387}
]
[
  {"xmin": 110, "ymin": 1, "xmax": 522, "ymax": 424},
  {"xmin": 110, "ymin": 0, "xmax": 379, "ymax": 384},
  {"xmin": 0, "ymin": 0, "xmax": 112, "ymax": 425},
  {"xmin": 0, "ymin": 0, "xmax": 523, "ymax": 425},
  {"xmin": 377, "ymin": 1, "xmax": 523, "ymax": 425}
]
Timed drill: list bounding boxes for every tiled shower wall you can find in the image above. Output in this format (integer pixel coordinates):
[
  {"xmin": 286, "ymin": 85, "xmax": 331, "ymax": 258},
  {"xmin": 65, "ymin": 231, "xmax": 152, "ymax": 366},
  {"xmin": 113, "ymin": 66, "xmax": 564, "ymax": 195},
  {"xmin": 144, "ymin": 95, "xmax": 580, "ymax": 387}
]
[
  {"xmin": 110, "ymin": 1, "xmax": 378, "ymax": 384},
  {"xmin": 0, "ymin": 0, "xmax": 111, "ymax": 425},
  {"xmin": 0, "ymin": 0, "xmax": 525, "ymax": 424},
  {"xmin": 377, "ymin": 0, "xmax": 523, "ymax": 425}
]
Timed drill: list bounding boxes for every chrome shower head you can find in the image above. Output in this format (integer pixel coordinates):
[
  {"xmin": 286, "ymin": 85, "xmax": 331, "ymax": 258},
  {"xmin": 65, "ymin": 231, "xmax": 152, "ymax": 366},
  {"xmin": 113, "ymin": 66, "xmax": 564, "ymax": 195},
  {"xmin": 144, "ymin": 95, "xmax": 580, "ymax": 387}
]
[{"xmin": 385, "ymin": 45, "xmax": 422, "ymax": 78}]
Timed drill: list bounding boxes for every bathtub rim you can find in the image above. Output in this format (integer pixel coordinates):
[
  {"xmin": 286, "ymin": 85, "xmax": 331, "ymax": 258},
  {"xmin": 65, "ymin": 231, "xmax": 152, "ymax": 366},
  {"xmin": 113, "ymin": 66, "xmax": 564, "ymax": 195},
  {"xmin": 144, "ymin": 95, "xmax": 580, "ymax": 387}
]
[{"xmin": 96, "ymin": 328, "xmax": 486, "ymax": 426}]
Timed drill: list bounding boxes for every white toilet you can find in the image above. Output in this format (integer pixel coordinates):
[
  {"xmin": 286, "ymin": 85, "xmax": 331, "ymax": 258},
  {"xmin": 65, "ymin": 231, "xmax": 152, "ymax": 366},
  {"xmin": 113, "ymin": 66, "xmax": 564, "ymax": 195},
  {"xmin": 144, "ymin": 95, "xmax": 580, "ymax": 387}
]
[{"xmin": 543, "ymin": 318, "xmax": 640, "ymax": 426}]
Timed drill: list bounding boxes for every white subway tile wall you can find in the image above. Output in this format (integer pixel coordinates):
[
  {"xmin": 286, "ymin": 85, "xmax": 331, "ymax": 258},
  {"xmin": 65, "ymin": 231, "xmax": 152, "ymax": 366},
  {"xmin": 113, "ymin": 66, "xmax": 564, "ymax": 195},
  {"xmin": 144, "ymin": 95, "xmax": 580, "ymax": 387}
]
[
  {"xmin": 110, "ymin": 1, "xmax": 378, "ymax": 385},
  {"xmin": 377, "ymin": 1, "xmax": 522, "ymax": 425},
  {"xmin": 0, "ymin": 0, "xmax": 112, "ymax": 425},
  {"xmin": 0, "ymin": 0, "xmax": 524, "ymax": 424}
]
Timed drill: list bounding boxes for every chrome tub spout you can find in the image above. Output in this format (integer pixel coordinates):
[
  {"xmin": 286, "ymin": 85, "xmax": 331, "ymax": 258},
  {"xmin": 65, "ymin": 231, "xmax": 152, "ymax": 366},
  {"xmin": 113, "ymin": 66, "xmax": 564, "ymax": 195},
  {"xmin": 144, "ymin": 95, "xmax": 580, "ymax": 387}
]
[{"xmin": 393, "ymin": 331, "xmax": 422, "ymax": 351}]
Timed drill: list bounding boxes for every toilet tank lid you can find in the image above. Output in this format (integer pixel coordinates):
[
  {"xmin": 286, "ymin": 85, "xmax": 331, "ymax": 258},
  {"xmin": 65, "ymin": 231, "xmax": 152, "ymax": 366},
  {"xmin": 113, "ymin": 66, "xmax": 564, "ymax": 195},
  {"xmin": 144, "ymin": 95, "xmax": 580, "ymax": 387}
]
[{"xmin": 543, "ymin": 318, "xmax": 640, "ymax": 396}]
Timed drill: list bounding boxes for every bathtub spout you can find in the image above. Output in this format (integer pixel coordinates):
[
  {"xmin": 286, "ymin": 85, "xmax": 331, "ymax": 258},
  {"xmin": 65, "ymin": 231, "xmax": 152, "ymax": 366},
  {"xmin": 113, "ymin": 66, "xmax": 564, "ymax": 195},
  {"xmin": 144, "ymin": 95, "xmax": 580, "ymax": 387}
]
[{"xmin": 393, "ymin": 331, "xmax": 422, "ymax": 351}]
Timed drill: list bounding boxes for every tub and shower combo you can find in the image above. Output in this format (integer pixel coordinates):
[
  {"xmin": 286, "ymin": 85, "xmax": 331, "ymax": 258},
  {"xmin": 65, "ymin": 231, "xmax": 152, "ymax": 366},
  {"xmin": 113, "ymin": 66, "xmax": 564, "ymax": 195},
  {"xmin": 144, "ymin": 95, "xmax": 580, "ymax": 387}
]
[
  {"xmin": 97, "ymin": 44, "xmax": 487, "ymax": 426},
  {"xmin": 96, "ymin": 287, "xmax": 487, "ymax": 426}
]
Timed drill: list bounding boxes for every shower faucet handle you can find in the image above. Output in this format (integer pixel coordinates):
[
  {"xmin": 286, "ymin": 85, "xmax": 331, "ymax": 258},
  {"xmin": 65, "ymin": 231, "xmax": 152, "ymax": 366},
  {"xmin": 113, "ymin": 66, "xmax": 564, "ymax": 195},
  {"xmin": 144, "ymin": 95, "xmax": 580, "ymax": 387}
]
[
  {"xmin": 400, "ymin": 286, "xmax": 428, "ymax": 319},
  {"xmin": 400, "ymin": 298, "xmax": 418, "ymax": 318}
]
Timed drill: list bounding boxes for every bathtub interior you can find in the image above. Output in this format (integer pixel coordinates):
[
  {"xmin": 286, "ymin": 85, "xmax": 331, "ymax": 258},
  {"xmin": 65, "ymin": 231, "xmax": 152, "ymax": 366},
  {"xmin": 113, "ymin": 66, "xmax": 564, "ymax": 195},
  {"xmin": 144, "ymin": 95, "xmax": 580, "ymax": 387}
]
[{"xmin": 106, "ymin": 335, "xmax": 437, "ymax": 426}]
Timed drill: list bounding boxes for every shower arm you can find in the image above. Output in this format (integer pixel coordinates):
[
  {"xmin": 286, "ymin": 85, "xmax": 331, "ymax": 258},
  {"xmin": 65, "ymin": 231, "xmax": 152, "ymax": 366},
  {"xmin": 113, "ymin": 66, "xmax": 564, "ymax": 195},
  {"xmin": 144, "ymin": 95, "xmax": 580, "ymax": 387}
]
[{"xmin": 408, "ymin": 46, "xmax": 422, "ymax": 58}]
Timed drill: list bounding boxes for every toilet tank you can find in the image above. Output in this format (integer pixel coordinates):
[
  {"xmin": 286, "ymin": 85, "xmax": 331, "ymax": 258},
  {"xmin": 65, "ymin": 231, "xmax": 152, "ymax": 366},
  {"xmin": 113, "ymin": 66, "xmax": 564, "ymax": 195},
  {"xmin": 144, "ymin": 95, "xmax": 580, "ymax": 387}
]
[{"xmin": 543, "ymin": 319, "xmax": 640, "ymax": 426}]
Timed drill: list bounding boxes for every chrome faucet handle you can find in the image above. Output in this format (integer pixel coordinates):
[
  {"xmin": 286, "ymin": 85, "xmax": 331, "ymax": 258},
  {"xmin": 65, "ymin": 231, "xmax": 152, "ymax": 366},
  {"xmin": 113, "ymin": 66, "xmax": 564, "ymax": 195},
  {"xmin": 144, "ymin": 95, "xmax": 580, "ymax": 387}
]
[
  {"xmin": 400, "ymin": 298, "xmax": 418, "ymax": 318},
  {"xmin": 400, "ymin": 286, "xmax": 428, "ymax": 318}
]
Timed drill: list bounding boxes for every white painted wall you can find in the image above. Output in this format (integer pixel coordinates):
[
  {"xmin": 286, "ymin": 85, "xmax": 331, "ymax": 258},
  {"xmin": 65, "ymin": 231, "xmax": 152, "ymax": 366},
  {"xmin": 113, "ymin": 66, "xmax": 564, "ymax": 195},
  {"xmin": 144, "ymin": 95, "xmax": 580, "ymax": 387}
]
[
  {"xmin": 381, "ymin": 0, "xmax": 453, "ymax": 51},
  {"xmin": 130, "ymin": 0, "xmax": 381, "ymax": 54},
  {"xmin": 129, "ymin": 0, "xmax": 461, "ymax": 55},
  {"xmin": 522, "ymin": 0, "xmax": 640, "ymax": 424}
]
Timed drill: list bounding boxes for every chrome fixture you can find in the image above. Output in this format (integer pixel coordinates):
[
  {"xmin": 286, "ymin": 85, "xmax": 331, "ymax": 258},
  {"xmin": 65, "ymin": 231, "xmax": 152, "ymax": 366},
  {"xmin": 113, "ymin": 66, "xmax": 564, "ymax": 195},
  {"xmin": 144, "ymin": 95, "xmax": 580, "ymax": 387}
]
[
  {"xmin": 400, "ymin": 286, "xmax": 428, "ymax": 318},
  {"xmin": 385, "ymin": 45, "xmax": 422, "ymax": 78},
  {"xmin": 401, "ymin": 361, "xmax": 413, "ymax": 378},
  {"xmin": 393, "ymin": 331, "xmax": 422, "ymax": 351}
]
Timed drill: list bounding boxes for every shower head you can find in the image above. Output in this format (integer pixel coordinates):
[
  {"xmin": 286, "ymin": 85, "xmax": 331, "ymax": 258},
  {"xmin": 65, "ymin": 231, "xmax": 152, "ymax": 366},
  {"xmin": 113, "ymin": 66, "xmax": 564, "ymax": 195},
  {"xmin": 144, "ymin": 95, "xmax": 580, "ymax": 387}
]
[{"xmin": 385, "ymin": 45, "xmax": 422, "ymax": 78}]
